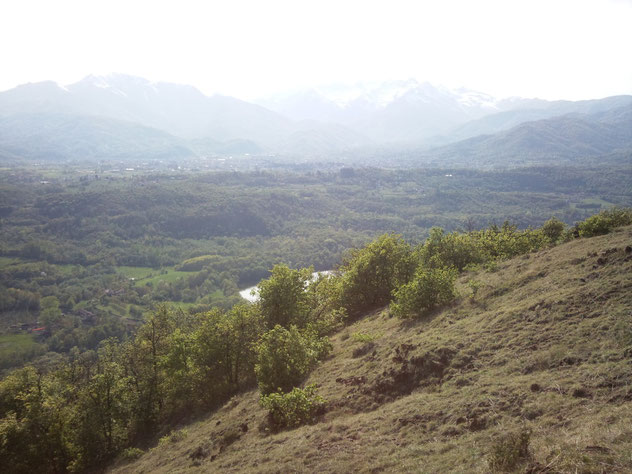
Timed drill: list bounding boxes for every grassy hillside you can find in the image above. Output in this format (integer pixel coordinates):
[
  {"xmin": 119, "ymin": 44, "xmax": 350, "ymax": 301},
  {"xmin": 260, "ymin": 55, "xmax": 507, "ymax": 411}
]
[{"xmin": 112, "ymin": 226, "xmax": 632, "ymax": 473}]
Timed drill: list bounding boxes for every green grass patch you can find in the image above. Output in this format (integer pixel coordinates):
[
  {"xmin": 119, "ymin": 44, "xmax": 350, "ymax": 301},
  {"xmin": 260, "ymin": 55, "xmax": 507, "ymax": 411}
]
[
  {"xmin": 52, "ymin": 263, "xmax": 80, "ymax": 275},
  {"xmin": 140, "ymin": 269, "xmax": 192, "ymax": 287},
  {"xmin": 0, "ymin": 256, "xmax": 19, "ymax": 268},
  {"xmin": 0, "ymin": 333, "xmax": 45, "ymax": 370},
  {"xmin": 165, "ymin": 301, "xmax": 197, "ymax": 311},
  {"xmin": 116, "ymin": 266, "xmax": 193, "ymax": 287},
  {"xmin": 115, "ymin": 266, "xmax": 157, "ymax": 281},
  {"xmin": 0, "ymin": 334, "xmax": 37, "ymax": 355}
]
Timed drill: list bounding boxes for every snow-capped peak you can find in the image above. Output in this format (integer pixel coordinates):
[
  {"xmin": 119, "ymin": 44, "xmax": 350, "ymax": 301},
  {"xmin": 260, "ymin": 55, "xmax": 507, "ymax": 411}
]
[
  {"xmin": 284, "ymin": 80, "xmax": 501, "ymax": 112},
  {"xmin": 451, "ymin": 87, "xmax": 499, "ymax": 110},
  {"xmin": 311, "ymin": 79, "xmax": 425, "ymax": 108}
]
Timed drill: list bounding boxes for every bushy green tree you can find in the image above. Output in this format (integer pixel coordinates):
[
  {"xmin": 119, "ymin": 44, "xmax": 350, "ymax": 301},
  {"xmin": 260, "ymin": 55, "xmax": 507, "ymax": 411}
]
[
  {"xmin": 258, "ymin": 264, "xmax": 313, "ymax": 329},
  {"xmin": 70, "ymin": 339, "xmax": 131, "ymax": 470},
  {"xmin": 40, "ymin": 295, "xmax": 63, "ymax": 327},
  {"xmin": 338, "ymin": 234, "xmax": 414, "ymax": 315},
  {"xmin": 541, "ymin": 217, "xmax": 566, "ymax": 243},
  {"xmin": 0, "ymin": 366, "xmax": 72, "ymax": 474},
  {"xmin": 576, "ymin": 207, "xmax": 632, "ymax": 237},
  {"xmin": 391, "ymin": 267, "xmax": 458, "ymax": 319},
  {"xmin": 193, "ymin": 304, "xmax": 263, "ymax": 405},
  {"xmin": 255, "ymin": 325, "xmax": 330, "ymax": 395},
  {"xmin": 260, "ymin": 384, "xmax": 326, "ymax": 431},
  {"xmin": 122, "ymin": 306, "xmax": 175, "ymax": 438},
  {"xmin": 305, "ymin": 272, "xmax": 347, "ymax": 336},
  {"xmin": 416, "ymin": 227, "xmax": 484, "ymax": 271},
  {"xmin": 473, "ymin": 222, "xmax": 548, "ymax": 261}
]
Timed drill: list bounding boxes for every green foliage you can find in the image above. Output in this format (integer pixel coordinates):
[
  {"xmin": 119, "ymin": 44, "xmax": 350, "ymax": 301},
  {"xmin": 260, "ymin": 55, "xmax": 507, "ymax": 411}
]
[
  {"xmin": 338, "ymin": 234, "xmax": 414, "ymax": 315},
  {"xmin": 473, "ymin": 222, "xmax": 549, "ymax": 261},
  {"xmin": 119, "ymin": 447, "xmax": 144, "ymax": 462},
  {"xmin": 0, "ymin": 366, "xmax": 72, "ymax": 474},
  {"xmin": 391, "ymin": 267, "xmax": 458, "ymax": 319},
  {"xmin": 40, "ymin": 295, "xmax": 62, "ymax": 326},
  {"xmin": 1, "ymin": 166, "xmax": 630, "ymax": 371},
  {"xmin": 258, "ymin": 264, "xmax": 313, "ymax": 329},
  {"xmin": 0, "ymin": 335, "xmax": 45, "ymax": 372},
  {"xmin": 305, "ymin": 273, "xmax": 347, "ymax": 336},
  {"xmin": 255, "ymin": 325, "xmax": 331, "ymax": 396},
  {"xmin": 0, "ymin": 184, "xmax": 631, "ymax": 472},
  {"xmin": 576, "ymin": 207, "xmax": 632, "ymax": 237},
  {"xmin": 70, "ymin": 339, "xmax": 132, "ymax": 470},
  {"xmin": 467, "ymin": 279, "xmax": 483, "ymax": 298},
  {"xmin": 259, "ymin": 265, "xmax": 313, "ymax": 328},
  {"xmin": 175, "ymin": 255, "xmax": 220, "ymax": 272},
  {"xmin": 416, "ymin": 227, "xmax": 485, "ymax": 271},
  {"xmin": 158, "ymin": 428, "xmax": 188, "ymax": 446},
  {"xmin": 192, "ymin": 304, "xmax": 262, "ymax": 404},
  {"xmin": 541, "ymin": 216, "xmax": 566, "ymax": 243},
  {"xmin": 122, "ymin": 306, "xmax": 175, "ymax": 435},
  {"xmin": 487, "ymin": 429, "xmax": 532, "ymax": 472},
  {"xmin": 351, "ymin": 332, "xmax": 381, "ymax": 343},
  {"xmin": 260, "ymin": 384, "xmax": 326, "ymax": 431}
]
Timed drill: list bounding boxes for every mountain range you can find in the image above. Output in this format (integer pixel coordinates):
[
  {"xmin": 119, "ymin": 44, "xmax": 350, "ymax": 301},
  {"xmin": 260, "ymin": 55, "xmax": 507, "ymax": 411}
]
[
  {"xmin": 0, "ymin": 74, "xmax": 630, "ymax": 165},
  {"xmin": 409, "ymin": 102, "xmax": 632, "ymax": 168}
]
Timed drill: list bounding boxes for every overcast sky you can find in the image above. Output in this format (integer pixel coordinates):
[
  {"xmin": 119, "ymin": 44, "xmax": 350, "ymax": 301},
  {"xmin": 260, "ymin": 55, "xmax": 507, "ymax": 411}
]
[{"xmin": 1, "ymin": 0, "xmax": 631, "ymax": 100}]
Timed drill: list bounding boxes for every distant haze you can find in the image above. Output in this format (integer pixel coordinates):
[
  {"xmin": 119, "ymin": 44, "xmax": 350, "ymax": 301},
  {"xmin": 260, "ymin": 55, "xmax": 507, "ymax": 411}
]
[{"xmin": 1, "ymin": 0, "xmax": 631, "ymax": 101}]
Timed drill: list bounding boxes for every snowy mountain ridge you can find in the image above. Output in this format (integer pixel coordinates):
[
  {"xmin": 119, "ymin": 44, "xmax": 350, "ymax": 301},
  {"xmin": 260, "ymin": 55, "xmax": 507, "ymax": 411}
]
[{"xmin": 259, "ymin": 79, "xmax": 502, "ymax": 113}]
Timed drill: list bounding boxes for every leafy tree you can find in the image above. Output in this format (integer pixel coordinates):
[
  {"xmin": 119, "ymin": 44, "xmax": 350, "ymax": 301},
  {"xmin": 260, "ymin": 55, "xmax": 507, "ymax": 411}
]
[
  {"xmin": 391, "ymin": 267, "xmax": 458, "ymax": 319},
  {"xmin": 338, "ymin": 234, "xmax": 414, "ymax": 315},
  {"xmin": 416, "ymin": 227, "xmax": 484, "ymax": 271},
  {"xmin": 0, "ymin": 366, "xmax": 72, "ymax": 474},
  {"xmin": 305, "ymin": 273, "xmax": 347, "ymax": 336},
  {"xmin": 258, "ymin": 264, "xmax": 313, "ymax": 329},
  {"xmin": 122, "ymin": 306, "xmax": 175, "ymax": 438},
  {"xmin": 193, "ymin": 304, "xmax": 262, "ymax": 405},
  {"xmin": 473, "ymin": 222, "xmax": 548, "ymax": 261},
  {"xmin": 161, "ymin": 328, "xmax": 195, "ymax": 414},
  {"xmin": 255, "ymin": 325, "xmax": 330, "ymax": 395},
  {"xmin": 40, "ymin": 296, "xmax": 63, "ymax": 326},
  {"xmin": 541, "ymin": 217, "xmax": 566, "ymax": 243},
  {"xmin": 70, "ymin": 339, "xmax": 131, "ymax": 470},
  {"xmin": 576, "ymin": 207, "xmax": 632, "ymax": 237},
  {"xmin": 260, "ymin": 384, "xmax": 326, "ymax": 431}
]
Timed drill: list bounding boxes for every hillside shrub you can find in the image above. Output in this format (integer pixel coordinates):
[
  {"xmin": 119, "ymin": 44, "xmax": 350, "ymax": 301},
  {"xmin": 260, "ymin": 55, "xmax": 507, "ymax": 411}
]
[
  {"xmin": 416, "ymin": 227, "xmax": 485, "ymax": 271},
  {"xmin": 258, "ymin": 264, "xmax": 313, "ymax": 329},
  {"xmin": 351, "ymin": 332, "xmax": 381, "ymax": 343},
  {"xmin": 119, "ymin": 447, "xmax": 144, "ymax": 462},
  {"xmin": 475, "ymin": 222, "xmax": 549, "ymax": 260},
  {"xmin": 541, "ymin": 217, "xmax": 566, "ymax": 243},
  {"xmin": 467, "ymin": 279, "xmax": 483, "ymax": 298},
  {"xmin": 158, "ymin": 428, "xmax": 188, "ymax": 446},
  {"xmin": 306, "ymin": 273, "xmax": 347, "ymax": 335},
  {"xmin": 338, "ymin": 234, "xmax": 414, "ymax": 315},
  {"xmin": 255, "ymin": 325, "xmax": 331, "ymax": 395},
  {"xmin": 260, "ymin": 384, "xmax": 326, "ymax": 431},
  {"xmin": 576, "ymin": 207, "xmax": 632, "ymax": 237},
  {"xmin": 391, "ymin": 267, "xmax": 458, "ymax": 319}
]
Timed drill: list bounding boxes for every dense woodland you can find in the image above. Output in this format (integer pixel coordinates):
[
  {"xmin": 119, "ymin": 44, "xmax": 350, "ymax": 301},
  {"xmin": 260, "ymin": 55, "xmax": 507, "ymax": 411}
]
[
  {"xmin": 0, "ymin": 201, "xmax": 630, "ymax": 472},
  {"xmin": 0, "ymin": 164, "xmax": 631, "ymax": 372}
]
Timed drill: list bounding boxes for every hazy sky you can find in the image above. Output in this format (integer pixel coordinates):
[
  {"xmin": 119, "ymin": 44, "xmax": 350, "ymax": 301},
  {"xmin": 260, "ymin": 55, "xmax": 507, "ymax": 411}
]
[{"xmin": 1, "ymin": 0, "xmax": 631, "ymax": 100}]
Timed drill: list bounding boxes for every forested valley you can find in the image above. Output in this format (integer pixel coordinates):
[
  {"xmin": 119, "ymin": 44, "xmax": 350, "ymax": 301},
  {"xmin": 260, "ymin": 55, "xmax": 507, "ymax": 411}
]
[
  {"xmin": 1, "ymin": 161, "xmax": 630, "ymax": 471},
  {"xmin": 1, "ymin": 164, "xmax": 630, "ymax": 372}
]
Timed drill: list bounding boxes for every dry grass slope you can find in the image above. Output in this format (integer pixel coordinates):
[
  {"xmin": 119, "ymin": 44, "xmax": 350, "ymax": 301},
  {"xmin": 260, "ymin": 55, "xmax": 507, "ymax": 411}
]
[{"xmin": 111, "ymin": 227, "xmax": 632, "ymax": 473}]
